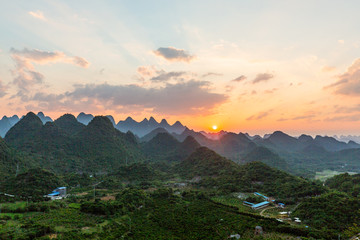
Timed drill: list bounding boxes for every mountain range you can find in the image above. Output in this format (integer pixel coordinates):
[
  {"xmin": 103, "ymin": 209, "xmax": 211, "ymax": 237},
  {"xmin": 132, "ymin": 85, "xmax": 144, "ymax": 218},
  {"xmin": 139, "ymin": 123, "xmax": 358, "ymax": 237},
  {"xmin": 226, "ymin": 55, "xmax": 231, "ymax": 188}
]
[{"xmin": 2, "ymin": 111, "xmax": 360, "ymax": 177}]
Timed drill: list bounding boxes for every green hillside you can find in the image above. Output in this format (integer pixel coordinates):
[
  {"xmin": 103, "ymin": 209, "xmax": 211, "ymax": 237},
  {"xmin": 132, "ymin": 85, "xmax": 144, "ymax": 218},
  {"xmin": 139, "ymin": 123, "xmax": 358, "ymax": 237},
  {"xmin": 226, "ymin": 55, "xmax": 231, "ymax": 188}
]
[
  {"xmin": 5, "ymin": 113, "xmax": 145, "ymax": 173},
  {"xmin": 0, "ymin": 168, "xmax": 64, "ymax": 198},
  {"xmin": 292, "ymin": 192, "xmax": 360, "ymax": 234},
  {"xmin": 242, "ymin": 146, "xmax": 288, "ymax": 171}
]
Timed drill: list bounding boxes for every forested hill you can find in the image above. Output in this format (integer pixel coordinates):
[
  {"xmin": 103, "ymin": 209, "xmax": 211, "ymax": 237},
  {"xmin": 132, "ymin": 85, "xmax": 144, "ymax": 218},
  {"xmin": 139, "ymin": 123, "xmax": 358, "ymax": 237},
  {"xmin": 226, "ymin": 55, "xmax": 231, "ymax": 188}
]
[
  {"xmin": 4, "ymin": 112, "xmax": 145, "ymax": 173},
  {"xmin": 0, "ymin": 136, "xmax": 34, "ymax": 180},
  {"xmin": 174, "ymin": 147, "xmax": 325, "ymax": 200},
  {"xmin": 0, "ymin": 168, "xmax": 65, "ymax": 198}
]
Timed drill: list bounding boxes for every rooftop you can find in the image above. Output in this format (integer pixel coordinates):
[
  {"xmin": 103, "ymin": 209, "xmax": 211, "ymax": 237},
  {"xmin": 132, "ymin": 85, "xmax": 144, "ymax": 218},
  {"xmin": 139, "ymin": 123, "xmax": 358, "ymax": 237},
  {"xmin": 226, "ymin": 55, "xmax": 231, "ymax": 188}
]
[{"xmin": 252, "ymin": 201, "xmax": 269, "ymax": 208}]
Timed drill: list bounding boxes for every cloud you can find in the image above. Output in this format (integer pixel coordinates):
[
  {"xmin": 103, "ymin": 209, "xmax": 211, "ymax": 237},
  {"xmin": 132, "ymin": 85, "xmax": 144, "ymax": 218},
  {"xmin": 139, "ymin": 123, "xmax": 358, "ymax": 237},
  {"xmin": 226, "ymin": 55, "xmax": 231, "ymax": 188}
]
[
  {"xmin": 322, "ymin": 66, "xmax": 336, "ymax": 72},
  {"xmin": 30, "ymin": 80, "xmax": 228, "ymax": 115},
  {"xmin": 264, "ymin": 88, "xmax": 278, "ymax": 94},
  {"xmin": 137, "ymin": 66, "xmax": 157, "ymax": 78},
  {"xmin": 202, "ymin": 72, "xmax": 223, "ymax": 78},
  {"xmin": 232, "ymin": 75, "xmax": 247, "ymax": 82},
  {"xmin": 28, "ymin": 10, "xmax": 46, "ymax": 21},
  {"xmin": 150, "ymin": 71, "xmax": 186, "ymax": 82},
  {"xmin": 338, "ymin": 39, "xmax": 345, "ymax": 44},
  {"xmin": 10, "ymin": 47, "xmax": 89, "ymax": 90},
  {"xmin": 331, "ymin": 104, "xmax": 360, "ymax": 114},
  {"xmin": 153, "ymin": 47, "xmax": 195, "ymax": 62},
  {"xmin": 246, "ymin": 110, "xmax": 272, "ymax": 121},
  {"xmin": 10, "ymin": 48, "xmax": 64, "ymax": 63},
  {"xmin": 291, "ymin": 114, "xmax": 316, "ymax": 120},
  {"xmin": 252, "ymin": 73, "xmax": 274, "ymax": 84},
  {"xmin": 324, "ymin": 114, "xmax": 360, "ymax": 122},
  {"xmin": 0, "ymin": 79, "xmax": 7, "ymax": 98},
  {"xmin": 325, "ymin": 58, "xmax": 360, "ymax": 95},
  {"xmin": 225, "ymin": 85, "xmax": 234, "ymax": 92},
  {"xmin": 72, "ymin": 56, "xmax": 89, "ymax": 68}
]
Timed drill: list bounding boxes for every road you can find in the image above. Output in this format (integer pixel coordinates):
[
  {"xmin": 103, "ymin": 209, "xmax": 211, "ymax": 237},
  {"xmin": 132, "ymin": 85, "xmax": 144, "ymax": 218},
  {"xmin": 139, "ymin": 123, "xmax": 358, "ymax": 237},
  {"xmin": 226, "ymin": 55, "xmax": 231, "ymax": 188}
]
[{"xmin": 260, "ymin": 206, "xmax": 275, "ymax": 217}]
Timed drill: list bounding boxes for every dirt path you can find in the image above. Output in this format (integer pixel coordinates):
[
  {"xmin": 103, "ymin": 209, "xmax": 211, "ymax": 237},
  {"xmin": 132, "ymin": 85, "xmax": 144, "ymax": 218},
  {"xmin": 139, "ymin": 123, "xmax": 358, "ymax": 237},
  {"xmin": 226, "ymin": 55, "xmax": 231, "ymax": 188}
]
[{"xmin": 260, "ymin": 206, "xmax": 275, "ymax": 217}]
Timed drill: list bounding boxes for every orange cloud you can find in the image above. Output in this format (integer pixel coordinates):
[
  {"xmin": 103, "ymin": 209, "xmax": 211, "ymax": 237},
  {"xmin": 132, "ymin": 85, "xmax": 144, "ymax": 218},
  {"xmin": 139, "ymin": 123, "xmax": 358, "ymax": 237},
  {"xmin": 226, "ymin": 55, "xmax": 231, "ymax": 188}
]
[{"xmin": 322, "ymin": 66, "xmax": 336, "ymax": 72}]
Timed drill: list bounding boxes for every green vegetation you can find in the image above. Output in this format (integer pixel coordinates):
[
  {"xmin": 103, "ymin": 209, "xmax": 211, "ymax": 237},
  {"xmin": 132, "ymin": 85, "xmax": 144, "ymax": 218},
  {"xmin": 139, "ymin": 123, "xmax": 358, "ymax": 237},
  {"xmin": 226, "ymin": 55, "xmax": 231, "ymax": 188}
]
[
  {"xmin": 0, "ymin": 137, "xmax": 33, "ymax": 180},
  {"xmin": 0, "ymin": 168, "xmax": 65, "ymax": 199},
  {"xmin": 2, "ymin": 112, "xmax": 360, "ymax": 238},
  {"xmin": 292, "ymin": 191, "xmax": 360, "ymax": 235},
  {"xmin": 0, "ymin": 188, "xmax": 330, "ymax": 239},
  {"xmin": 4, "ymin": 113, "xmax": 145, "ymax": 173},
  {"xmin": 325, "ymin": 172, "xmax": 360, "ymax": 197},
  {"xmin": 242, "ymin": 146, "xmax": 288, "ymax": 171},
  {"xmin": 176, "ymin": 148, "xmax": 325, "ymax": 201},
  {"xmin": 315, "ymin": 170, "xmax": 357, "ymax": 181}
]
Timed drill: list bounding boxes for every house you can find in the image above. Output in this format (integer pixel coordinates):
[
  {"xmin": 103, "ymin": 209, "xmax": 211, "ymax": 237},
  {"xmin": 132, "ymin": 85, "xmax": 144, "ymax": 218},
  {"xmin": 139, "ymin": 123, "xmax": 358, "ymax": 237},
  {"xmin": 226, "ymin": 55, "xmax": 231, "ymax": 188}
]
[
  {"xmin": 294, "ymin": 217, "xmax": 301, "ymax": 224},
  {"xmin": 254, "ymin": 192, "xmax": 269, "ymax": 200},
  {"xmin": 45, "ymin": 187, "xmax": 67, "ymax": 200},
  {"xmin": 243, "ymin": 201, "xmax": 254, "ymax": 207},
  {"xmin": 251, "ymin": 201, "xmax": 270, "ymax": 210},
  {"xmin": 229, "ymin": 234, "xmax": 241, "ymax": 239},
  {"xmin": 277, "ymin": 203, "xmax": 285, "ymax": 208},
  {"xmin": 243, "ymin": 200, "xmax": 270, "ymax": 210},
  {"xmin": 254, "ymin": 226, "xmax": 263, "ymax": 235}
]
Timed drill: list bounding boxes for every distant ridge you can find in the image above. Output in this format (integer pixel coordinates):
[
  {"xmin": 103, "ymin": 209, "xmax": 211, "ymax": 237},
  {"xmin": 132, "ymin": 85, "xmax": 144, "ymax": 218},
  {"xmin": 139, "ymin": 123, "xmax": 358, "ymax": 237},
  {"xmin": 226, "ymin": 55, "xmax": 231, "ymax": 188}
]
[
  {"xmin": 37, "ymin": 112, "xmax": 52, "ymax": 124},
  {"xmin": 116, "ymin": 116, "xmax": 186, "ymax": 137},
  {"xmin": 77, "ymin": 112, "xmax": 94, "ymax": 125},
  {"xmin": 0, "ymin": 115, "xmax": 19, "ymax": 137}
]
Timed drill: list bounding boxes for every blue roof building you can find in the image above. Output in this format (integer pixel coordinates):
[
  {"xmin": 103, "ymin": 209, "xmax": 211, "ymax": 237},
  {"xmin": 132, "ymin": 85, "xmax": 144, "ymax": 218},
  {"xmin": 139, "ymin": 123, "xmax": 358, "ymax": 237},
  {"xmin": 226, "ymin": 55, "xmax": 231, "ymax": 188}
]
[
  {"xmin": 254, "ymin": 192, "xmax": 268, "ymax": 200},
  {"xmin": 251, "ymin": 201, "xmax": 270, "ymax": 210},
  {"xmin": 45, "ymin": 187, "xmax": 67, "ymax": 200},
  {"xmin": 243, "ymin": 201, "xmax": 255, "ymax": 206}
]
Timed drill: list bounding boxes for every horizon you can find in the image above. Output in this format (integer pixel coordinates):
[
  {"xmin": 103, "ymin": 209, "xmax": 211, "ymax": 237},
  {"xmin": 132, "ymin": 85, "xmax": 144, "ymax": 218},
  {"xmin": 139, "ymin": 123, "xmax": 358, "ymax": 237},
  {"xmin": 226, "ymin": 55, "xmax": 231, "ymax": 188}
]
[
  {"xmin": 2, "ymin": 110, "xmax": 360, "ymax": 138},
  {"xmin": 1, "ymin": 1, "xmax": 360, "ymax": 135}
]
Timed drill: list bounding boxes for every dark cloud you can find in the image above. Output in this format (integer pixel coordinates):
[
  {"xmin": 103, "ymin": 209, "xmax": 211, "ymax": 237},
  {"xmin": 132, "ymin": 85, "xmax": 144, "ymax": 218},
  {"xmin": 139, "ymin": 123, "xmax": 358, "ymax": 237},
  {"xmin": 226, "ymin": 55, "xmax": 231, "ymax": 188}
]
[
  {"xmin": 150, "ymin": 71, "xmax": 186, "ymax": 82},
  {"xmin": 153, "ymin": 47, "xmax": 195, "ymax": 62},
  {"xmin": 232, "ymin": 75, "xmax": 247, "ymax": 82},
  {"xmin": 202, "ymin": 72, "xmax": 223, "ymax": 78},
  {"xmin": 325, "ymin": 58, "xmax": 360, "ymax": 95},
  {"xmin": 252, "ymin": 73, "xmax": 274, "ymax": 84},
  {"xmin": 30, "ymin": 80, "xmax": 228, "ymax": 115}
]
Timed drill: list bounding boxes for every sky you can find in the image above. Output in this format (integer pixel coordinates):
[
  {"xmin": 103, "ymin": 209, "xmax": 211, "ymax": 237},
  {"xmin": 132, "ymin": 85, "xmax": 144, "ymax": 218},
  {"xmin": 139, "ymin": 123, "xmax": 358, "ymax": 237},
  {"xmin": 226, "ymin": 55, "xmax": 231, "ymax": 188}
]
[{"xmin": 1, "ymin": 0, "xmax": 360, "ymax": 136}]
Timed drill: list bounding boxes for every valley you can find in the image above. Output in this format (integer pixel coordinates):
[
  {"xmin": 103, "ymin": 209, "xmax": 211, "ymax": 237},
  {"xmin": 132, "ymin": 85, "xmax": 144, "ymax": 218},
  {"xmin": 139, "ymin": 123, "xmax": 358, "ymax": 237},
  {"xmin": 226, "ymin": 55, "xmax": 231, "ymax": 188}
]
[{"xmin": 0, "ymin": 112, "xmax": 359, "ymax": 239}]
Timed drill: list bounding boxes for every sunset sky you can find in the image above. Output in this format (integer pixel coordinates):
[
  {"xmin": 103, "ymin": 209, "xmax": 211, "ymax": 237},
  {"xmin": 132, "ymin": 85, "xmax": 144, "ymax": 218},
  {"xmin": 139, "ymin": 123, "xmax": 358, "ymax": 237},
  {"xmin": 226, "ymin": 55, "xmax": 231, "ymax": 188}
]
[{"xmin": 1, "ymin": 1, "xmax": 360, "ymax": 135}]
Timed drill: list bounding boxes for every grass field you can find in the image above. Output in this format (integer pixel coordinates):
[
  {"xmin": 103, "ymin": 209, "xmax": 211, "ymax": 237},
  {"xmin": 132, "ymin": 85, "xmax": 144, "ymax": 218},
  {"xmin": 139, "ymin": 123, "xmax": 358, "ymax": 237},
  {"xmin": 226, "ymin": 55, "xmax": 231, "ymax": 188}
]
[
  {"xmin": 210, "ymin": 195, "xmax": 256, "ymax": 213},
  {"xmin": 315, "ymin": 170, "xmax": 357, "ymax": 181}
]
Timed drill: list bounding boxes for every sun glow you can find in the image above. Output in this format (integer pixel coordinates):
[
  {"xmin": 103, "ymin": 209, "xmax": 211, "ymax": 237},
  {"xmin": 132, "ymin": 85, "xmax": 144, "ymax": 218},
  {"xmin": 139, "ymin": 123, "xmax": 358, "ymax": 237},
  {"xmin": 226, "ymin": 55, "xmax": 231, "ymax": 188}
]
[{"xmin": 212, "ymin": 125, "xmax": 218, "ymax": 130}]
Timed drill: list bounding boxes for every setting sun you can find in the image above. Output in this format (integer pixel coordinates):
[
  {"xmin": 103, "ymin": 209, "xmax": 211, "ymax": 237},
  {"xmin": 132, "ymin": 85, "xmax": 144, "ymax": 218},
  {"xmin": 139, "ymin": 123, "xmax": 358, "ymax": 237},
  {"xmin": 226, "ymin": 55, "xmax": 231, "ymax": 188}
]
[{"xmin": 212, "ymin": 125, "xmax": 218, "ymax": 130}]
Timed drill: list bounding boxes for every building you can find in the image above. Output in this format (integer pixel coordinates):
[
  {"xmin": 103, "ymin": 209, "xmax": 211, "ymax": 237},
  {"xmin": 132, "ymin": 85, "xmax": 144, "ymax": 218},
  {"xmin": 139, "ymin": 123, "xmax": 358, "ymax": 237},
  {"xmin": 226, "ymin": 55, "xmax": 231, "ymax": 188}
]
[
  {"xmin": 243, "ymin": 201, "xmax": 255, "ymax": 207},
  {"xmin": 277, "ymin": 203, "xmax": 285, "ymax": 208},
  {"xmin": 45, "ymin": 187, "xmax": 67, "ymax": 200},
  {"xmin": 254, "ymin": 192, "xmax": 269, "ymax": 200},
  {"xmin": 229, "ymin": 234, "xmax": 241, "ymax": 239},
  {"xmin": 243, "ymin": 200, "xmax": 270, "ymax": 210},
  {"xmin": 254, "ymin": 226, "xmax": 263, "ymax": 235},
  {"xmin": 251, "ymin": 201, "xmax": 270, "ymax": 210}
]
